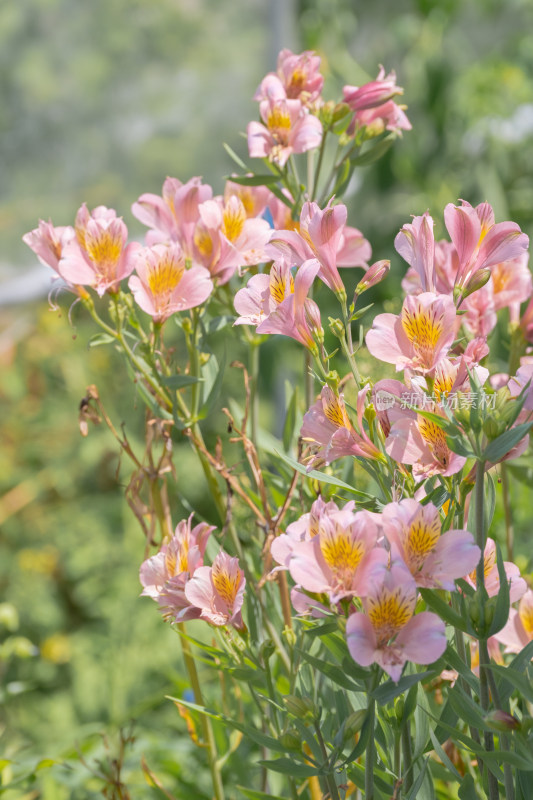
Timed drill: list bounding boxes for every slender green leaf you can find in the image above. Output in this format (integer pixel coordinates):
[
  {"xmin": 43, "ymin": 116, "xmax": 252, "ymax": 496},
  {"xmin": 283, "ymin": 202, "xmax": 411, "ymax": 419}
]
[
  {"xmin": 258, "ymin": 758, "xmax": 320, "ymax": 778},
  {"xmin": 296, "ymin": 648, "xmax": 363, "ymax": 692},
  {"xmin": 237, "ymin": 788, "xmax": 287, "ymax": 800},
  {"xmin": 458, "ymin": 774, "xmax": 480, "ymax": 800},
  {"xmin": 429, "ymin": 728, "xmax": 462, "ymax": 781},
  {"xmin": 488, "ymin": 664, "xmax": 533, "ymax": 704},
  {"xmin": 372, "ymin": 670, "xmax": 434, "ymax": 705},
  {"xmin": 88, "ymin": 332, "xmax": 116, "ymax": 347},
  {"xmin": 487, "ymin": 543, "xmax": 510, "ymax": 636},
  {"xmin": 282, "ymin": 384, "xmax": 299, "ymax": 452},
  {"xmin": 419, "ymin": 590, "xmax": 470, "ymax": 633},
  {"xmin": 162, "ymin": 374, "xmax": 201, "ymax": 389},
  {"xmin": 350, "ymin": 133, "xmax": 396, "ymax": 166},
  {"xmin": 483, "ymin": 422, "xmax": 533, "ymax": 462},
  {"xmin": 229, "ymin": 174, "xmax": 282, "ymax": 187},
  {"xmin": 274, "ymin": 450, "xmax": 374, "ymax": 499},
  {"xmin": 223, "ymin": 142, "xmax": 248, "ymax": 170}
]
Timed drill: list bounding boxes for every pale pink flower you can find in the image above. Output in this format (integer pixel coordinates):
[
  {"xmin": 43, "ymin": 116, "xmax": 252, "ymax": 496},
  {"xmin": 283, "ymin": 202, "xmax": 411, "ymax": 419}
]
[
  {"xmin": 301, "ymin": 385, "xmax": 382, "ymax": 468},
  {"xmin": 184, "ymin": 551, "xmax": 246, "ymax": 629},
  {"xmin": 128, "ymin": 243, "xmax": 213, "ymax": 322},
  {"xmin": 508, "ymin": 362, "xmax": 533, "ymax": 413},
  {"xmin": 224, "ymin": 179, "xmax": 271, "ymax": 219},
  {"xmin": 494, "ymin": 589, "xmax": 533, "ymax": 654},
  {"xmin": 346, "ymin": 556, "xmax": 446, "ymax": 682},
  {"xmin": 270, "ymin": 497, "xmax": 345, "ymax": 569},
  {"xmin": 255, "ymin": 49, "xmax": 324, "ymax": 106},
  {"xmin": 366, "ymin": 292, "xmax": 457, "ymax": 374},
  {"xmin": 380, "ymin": 500, "xmax": 480, "ymax": 590},
  {"xmin": 343, "ymin": 67, "xmax": 411, "ymax": 136},
  {"xmin": 444, "ymin": 200, "xmax": 529, "ymax": 290},
  {"xmin": 395, "ymin": 212, "xmax": 436, "ymax": 293},
  {"xmin": 194, "ymin": 195, "xmax": 271, "ymax": 282},
  {"xmin": 234, "ymin": 258, "xmax": 322, "ymax": 349},
  {"xmin": 465, "ymin": 538, "xmax": 527, "ymax": 603},
  {"xmin": 373, "ymin": 381, "xmax": 466, "ymax": 478},
  {"xmin": 269, "ymin": 200, "xmax": 371, "ymax": 295},
  {"xmin": 355, "ymin": 260, "xmax": 390, "ymax": 294},
  {"xmin": 23, "ymin": 220, "xmax": 76, "ymax": 275},
  {"xmin": 491, "ymin": 253, "xmax": 532, "ymax": 311},
  {"xmin": 248, "ymin": 96, "xmax": 322, "ymax": 168},
  {"xmin": 520, "ymin": 297, "xmax": 533, "ymax": 342},
  {"xmin": 139, "ymin": 516, "xmax": 214, "ymax": 622},
  {"xmin": 285, "ymin": 506, "xmax": 381, "ymax": 604},
  {"xmin": 58, "ymin": 204, "xmax": 139, "ymax": 296},
  {"xmin": 132, "ymin": 177, "xmax": 213, "ymax": 255},
  {"xmin": 343, "ymin": 67, "xmax": 404, "ymax": 112},
  {"xmin": 462, "ymin": 281, "xmax": 497, "ymax": 338},
  {"xmin": 401, "ymin": 240, "xmax": 459, "ymax": 297}
]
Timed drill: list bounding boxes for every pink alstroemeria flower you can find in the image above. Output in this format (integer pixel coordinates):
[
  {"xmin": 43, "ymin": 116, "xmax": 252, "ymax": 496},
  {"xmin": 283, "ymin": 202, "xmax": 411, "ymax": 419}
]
[
  {"xmin": 491, "ymin": 253, "xmax": 532, "ymax": 311},
  {"xmin": 234, "ymin": 258, "xmax": 322, "ymax": 349},
  {"xmin": 224, "ymin": 179, "xmax": 271, "ymax": 219},
  {"xmin": 343, "ymin": 67, "xmax": 411, "ymax": 136},
  {"xmin": 285, "ymin": 506, "xmax": 381, "ymax": 604},
  {"xmin": 395, "ymin": 212, "xmax": 436, "ymax": 293},
  {"xmin": 247, "ymin": 96, "xmax": 322, "ymax": 168},
  {"xmin": 495, "ymin": 589, "xmax": 533, "ymax": 655},
  {"xmin": 366, "ymin": 292, "xmax": 457, "ymax": 374},
  {"xmin": 346, "ymin": 556, "xmax": 447, "ymax": 682},
  {"xmin": 128, "ymin": 243, "xmax": 213, "ymax": 322},
  {"xmin": 270, "ymin": 497, "xmax": 345, "ymax": 569},
  {"xmin": 372, "ymin": 380, "xmax": 467, "ymax": 479},
  {"xmin": 132, "ymin": 176, "xmax": 213, "ymax": 255},
  {"xmin": 444, "ymin": 200, "xmax": 529, "ymax": 290},
  {"xmin": 139, "ymin": 515, "xmax": 214, "ymax": 622},
  {"xmin": 380, "ymin": 500, "xmax": 480, "ymax": 590},
  {"xmin": 269, "ymin": 200, "xmax": 371, "ymax": 295},
  {"xmin": 255, "ymin": 49, "xmax": 324, "ymax": 106},
  {"xmin": 23, "ymin": 220, "xmax": 76, "ymax": 275},
  {"xmin": 184, "ymin": 551, "xmax": 246, "ymax": 629},
  {"xmin": 58, "ymin": 204, "xmax": 139, "ymax": 296},
  {"xmin": 465, "ymin": 538, "xmax": 527, "ymax": 603},
  {"xmin": 194, "ymin": 195, "xmax": 271, "ymax": 282},
  {"xmin": 301, "ymin": 385, "xmax": 382, "ymax": 468}
]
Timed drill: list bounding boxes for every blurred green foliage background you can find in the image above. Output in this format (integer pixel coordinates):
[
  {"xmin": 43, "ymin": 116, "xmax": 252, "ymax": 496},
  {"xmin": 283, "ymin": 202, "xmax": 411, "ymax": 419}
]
[{"xmin": 2, "ymin": 0, "xmax": 533, "ymax": 796}]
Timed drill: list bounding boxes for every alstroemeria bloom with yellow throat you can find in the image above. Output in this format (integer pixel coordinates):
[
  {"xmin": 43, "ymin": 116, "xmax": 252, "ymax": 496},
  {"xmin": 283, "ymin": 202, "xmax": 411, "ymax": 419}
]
[
  {"xmin": 234, "ymin": 258, "xmax": 323, "ymax": 350},
  {"xmin": 301, "ymin": 384, "xmax": 382, "ymax": 469},
  {"xmin": 495, "ymin": 589, "xmax": 533, "ymax": 655},
  {"xmin": 366, "ymin": 292, "xmax": 457, "ymax": 374},
  {"xmin": 380, "ymin": 499, "xmax": 480, "ymax": 590},
  {"xmin": 281, "ymin": 505, "xmax": 381, "ymax": 605},
  {"xmin": 247, "ymin": 95, "xmax": 322, "ymax": 168},
  {"xmin": 129, "ymin": 243, "xmax": 213, "ymax": 323},
  {"xmin": 185, "ymin": 551, "xmax": 246, "ymax": 629},
  {"xmin": 58, "ymin": 203, "xmax": 140, "ymax": 296},
  {"xmin": 268, "ymin": 199, "xmax": 371, "ymax": 296},
  {"xmin": 139, "ymin": 515, "xmax": 214, "ymax": 622},
  {"xmin": 346, "ymin": 554, "xmax": 447, "ymax": 682}
]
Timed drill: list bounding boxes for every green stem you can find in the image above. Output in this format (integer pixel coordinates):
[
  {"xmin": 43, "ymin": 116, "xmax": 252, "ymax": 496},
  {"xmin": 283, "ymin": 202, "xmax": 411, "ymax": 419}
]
[
  {"xmin": 474, "ymin": 460, "xmax": 500, "ymax": 800},
  {"xmin": 178, "ymin": 624, "xmax": 225, "ymax": 800},
  {"xmin": 311, "ymin": 127, "xmax": 328, "ymax": 201},
  {"xmin": 249, "ymin": 340, "xmax": 260, "ymax": 448},
  {"xmin": 401, "ymin": 719, "xmax": 413, "ymax": 796},
  {"xmin": 500, "ymin": 464, "xmax": 514, "ymax": 562},
  {"xmin": 365, "ymin": 697, "xmax": 376, "ymax": 800},
  {"xmin": 314, "ymin": 721, "xmax": 341, "ymax": 800}
]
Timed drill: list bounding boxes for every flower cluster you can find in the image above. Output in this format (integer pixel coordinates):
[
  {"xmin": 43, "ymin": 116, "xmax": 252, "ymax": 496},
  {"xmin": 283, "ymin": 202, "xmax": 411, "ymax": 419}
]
[{"xmin": 140, "ymin": 516, "xmax": 246, "ymax": 630}]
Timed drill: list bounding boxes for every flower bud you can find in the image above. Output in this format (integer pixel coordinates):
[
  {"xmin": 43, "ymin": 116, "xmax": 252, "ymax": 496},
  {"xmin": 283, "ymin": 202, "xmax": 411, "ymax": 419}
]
[
  {"xmin": 282, "ymin": 626, "xmax": 297, "ymax": 648},
  {"xmin": 355, "ymin": 260, "xmax": 390, "ymax": 295},
  {"xmin": 395, "ymin": 697, "xmax": 405, "ymax": 723},
  {"xmin": 284, "ymin": 695, "xmax": 316, "ymax": 720},
  {"xmin": 260, "ymin": 639, "xmax": 275, "ymax": 661},
  {"xmin": 483, "ymin": 417, "xmax": 506, "ymax": 440},
  {"xmin": 328, "ymin": 317, "xmax": 345, "ymax": 339},
  {"xmin": 485, "ymin": 710, "xmax": 521, "ymax": 732},
  {"xmin": 279, "ymin": 729, "xmax": 302, "ymax": 750},
  {"xmin": 343, "ymin": 710, "xmax": 367, "ymax": 740},
  {"xmin": 463, "ymin": 268, "xmax": 492, "ymax": 299}
]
